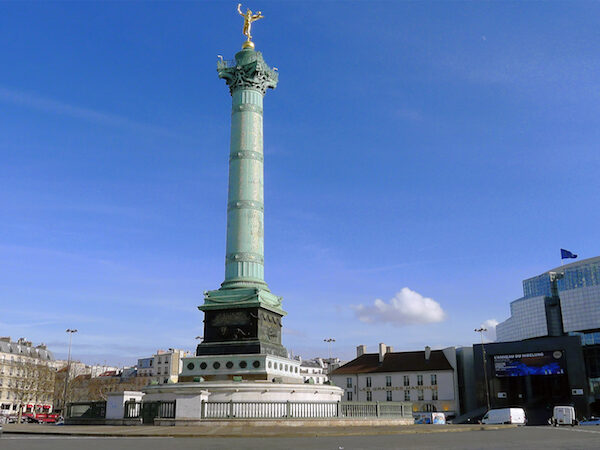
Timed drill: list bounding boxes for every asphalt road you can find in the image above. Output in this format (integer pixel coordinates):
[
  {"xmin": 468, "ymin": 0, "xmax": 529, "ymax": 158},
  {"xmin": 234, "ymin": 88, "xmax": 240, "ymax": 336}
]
[{"xmin": 2, "ymin": 427, "xmax": 600, "ymax": 450}]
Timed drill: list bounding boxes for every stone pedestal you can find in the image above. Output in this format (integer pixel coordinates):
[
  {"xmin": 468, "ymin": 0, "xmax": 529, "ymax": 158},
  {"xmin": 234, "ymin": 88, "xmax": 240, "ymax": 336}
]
[{"xmin": 198, "ymin": 288, "xmax": 287, "ymax": 358}]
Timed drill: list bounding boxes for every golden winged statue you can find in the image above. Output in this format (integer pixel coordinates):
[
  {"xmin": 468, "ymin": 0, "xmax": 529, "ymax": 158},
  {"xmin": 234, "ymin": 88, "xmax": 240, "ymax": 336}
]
[{"xmin": 237, "ymin": 3, "xmax": 264, "ymax": 48}]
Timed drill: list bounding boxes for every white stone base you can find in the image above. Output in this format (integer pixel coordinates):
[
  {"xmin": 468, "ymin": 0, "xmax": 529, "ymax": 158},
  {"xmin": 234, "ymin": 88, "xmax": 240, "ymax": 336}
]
[
  {"xmin": 106, "ymin": 391, "xmax": 144, "ymax": 420},
  {"xmin": 142, "ymin": 380, "xmax": 343, "ymax": 421}
]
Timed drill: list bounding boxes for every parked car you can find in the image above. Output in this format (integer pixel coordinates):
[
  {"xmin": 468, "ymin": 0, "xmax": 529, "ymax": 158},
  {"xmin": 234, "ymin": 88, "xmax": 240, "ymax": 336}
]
[
  {"xmin": 550, "ymin": 406, "xmax": 577, "ymax": 426},
  {"xmin": 580, "ymin": 416, "xmax": 600, "ymax": 426},
  {"xmin": 481, "ymin": 408, "xmax": 527, "ymax": 425},
  {"xmin": 414, "ymin": 412, "xmax": 446, "ymax": 424}
]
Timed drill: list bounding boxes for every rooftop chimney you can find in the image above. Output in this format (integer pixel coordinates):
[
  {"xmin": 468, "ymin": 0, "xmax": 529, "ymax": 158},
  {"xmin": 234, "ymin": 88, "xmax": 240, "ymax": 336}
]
[
  {"xmin": 356, "ymin": 345, "xmax": 367, "ymax": 357},
  {"xmin": 386, "ymin": 346, "xmax": 393, "ymax": 353},
  {"xmin": 425, "ymin": 346, "xmax": 431, "ymax": 361},
  {"xmin": 378, "ymin": 343, "xmax": 387, "ymax": 363}
]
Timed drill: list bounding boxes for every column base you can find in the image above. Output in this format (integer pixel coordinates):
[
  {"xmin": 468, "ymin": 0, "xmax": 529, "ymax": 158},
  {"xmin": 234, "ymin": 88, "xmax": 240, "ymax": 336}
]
[
  {"xmin": 200, "ymin": 286, "xmax": 285, "ymax": 316},
  {"xmin": 198, "ymin": 287, "xmax": 288, "ymax": 358}
]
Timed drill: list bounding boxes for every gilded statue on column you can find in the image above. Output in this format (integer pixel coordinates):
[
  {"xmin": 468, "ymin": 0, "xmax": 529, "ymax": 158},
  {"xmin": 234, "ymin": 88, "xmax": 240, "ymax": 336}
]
[{"xmin": 237, "ymin": 3, "xmax": 264, "ymax": 49}]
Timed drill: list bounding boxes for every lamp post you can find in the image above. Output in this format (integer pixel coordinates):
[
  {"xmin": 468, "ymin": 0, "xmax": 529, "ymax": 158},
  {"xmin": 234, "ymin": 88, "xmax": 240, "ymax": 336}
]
[
  {"xmin": 475, "ymin": 327, "xmax": 491, "ymax": 412},
  {"xmin": 323, "ymin": 338, "xmax": 335, "ymax": 361},
  {"xmin": 62, "ymin": 329, "xmax": 77, "ymax": 415}
]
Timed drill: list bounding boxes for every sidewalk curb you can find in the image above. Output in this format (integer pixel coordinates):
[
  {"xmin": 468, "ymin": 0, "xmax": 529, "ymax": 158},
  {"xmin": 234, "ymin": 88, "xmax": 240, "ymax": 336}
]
[{"xmin": 2, "ymin": 424, "xmax": 517, "ymax": 438}]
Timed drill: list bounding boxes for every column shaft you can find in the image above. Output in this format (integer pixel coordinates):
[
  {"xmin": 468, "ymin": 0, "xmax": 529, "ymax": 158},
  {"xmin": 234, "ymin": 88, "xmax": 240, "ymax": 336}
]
[{"xmin": 222, "ymin": 88, "xmax": 267, "ymax": 289}]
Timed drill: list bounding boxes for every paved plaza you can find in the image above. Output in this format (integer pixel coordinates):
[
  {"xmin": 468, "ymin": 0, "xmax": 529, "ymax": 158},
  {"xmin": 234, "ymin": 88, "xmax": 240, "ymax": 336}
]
[{"xmin": 2, "ymin": 427, "xmax": 600, "ymax": 449}]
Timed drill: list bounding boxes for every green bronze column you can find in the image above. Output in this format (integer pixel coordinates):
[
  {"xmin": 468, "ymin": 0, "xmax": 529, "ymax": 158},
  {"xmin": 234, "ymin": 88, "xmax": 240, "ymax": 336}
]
[
  {"xmin": 197, "ymin": 39, "xmax": 288, "ymax": 358},
  {"xmin": 219, "ymin": 49, "xmax": 276, "ymax": 290}
]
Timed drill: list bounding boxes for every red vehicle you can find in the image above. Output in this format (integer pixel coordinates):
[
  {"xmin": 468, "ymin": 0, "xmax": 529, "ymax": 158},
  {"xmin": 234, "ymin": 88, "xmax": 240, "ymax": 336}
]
[
  {"xmin": 22, "ymin": 404, "xmax": 59, "ymax": 423},
  {"xmin": 33, "ymin": 413, "xmax": 60, "ymax": 423}
]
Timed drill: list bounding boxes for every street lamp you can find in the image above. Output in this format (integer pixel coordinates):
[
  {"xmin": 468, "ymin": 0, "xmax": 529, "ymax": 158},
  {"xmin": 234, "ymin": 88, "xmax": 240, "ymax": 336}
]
[
  {"xmin": 475, "ymin": 327, "xmax": 491, "ymax": 412},
  {"xmin": 62, "ymin": 329, "xmax": 78, "ymax": 415},
  {"xmin": 323, "ymin": 338, "xmax": 335, "ymax": 361}
]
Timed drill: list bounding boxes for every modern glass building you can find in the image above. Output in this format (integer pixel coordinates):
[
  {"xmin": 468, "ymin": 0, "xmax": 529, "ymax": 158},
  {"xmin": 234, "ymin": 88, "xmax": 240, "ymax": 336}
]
[{"xmin": 496, "ymin": 256, "xmax": 600, "ymax": 414}]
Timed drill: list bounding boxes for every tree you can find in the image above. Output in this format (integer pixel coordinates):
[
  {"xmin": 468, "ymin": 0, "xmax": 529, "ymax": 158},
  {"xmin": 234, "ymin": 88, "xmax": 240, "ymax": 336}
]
[{"xmin": 11, "ymin": 357, "xmax": 56, "ymax": 422}]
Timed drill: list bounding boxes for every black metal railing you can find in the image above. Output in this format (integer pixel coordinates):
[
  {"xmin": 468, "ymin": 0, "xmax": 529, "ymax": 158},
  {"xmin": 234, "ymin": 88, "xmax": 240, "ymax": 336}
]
[
  {"xmin": 159, "ymin": 401, "xmax": 176, "ymax": 419},
  {"xmin": 124, "ymin": 400, "xmax": 141, "ymax": 419},
  {"xmin": 139, "ymin": 401, "xmax": 176, "ymax": 424}
]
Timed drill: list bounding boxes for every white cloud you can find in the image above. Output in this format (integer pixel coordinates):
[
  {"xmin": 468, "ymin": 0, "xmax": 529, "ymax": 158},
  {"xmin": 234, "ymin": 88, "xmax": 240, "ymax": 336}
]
[
  {"xmin": 479, "ymin": 319, "xmax": 499, "ymax": 342},
  {"xmin": 353, "ymin": 287, "xmax": 446, "ymax": 326}
]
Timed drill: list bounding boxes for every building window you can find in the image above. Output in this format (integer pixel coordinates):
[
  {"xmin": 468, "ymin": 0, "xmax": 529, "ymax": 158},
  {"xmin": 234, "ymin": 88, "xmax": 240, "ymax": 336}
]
[
  {"xmin": 346, "ymin": 391, "xmax": 353, "ymax": 401},
  {"xmin": 403, "ymin": 375, "xmax": 409, "ymax": 387},
  {"xmin": 366, "ymin": 377, "xmax": 371, "ymax": 387},
  {"xmin": 404, "ymin": 390, "xmax": 410, "ymax": 401},
  {"xmin": 386, "ymin": 376, "xmax": 392, "ymax": 387},
  {"xmin": 431, "ymin": 374, "xmax": 437, "ymax": 386},
  {"xmin": 432, "ymin": 389, "xmax": 438, "ymax": 401},
  {"xmin": 417, "ymin": 375, "xmax": 423, "ymax": 386},
  {"xmin": 425, "ymin": 404, "xmax": 437, "ymax": 412},
  {"xmin": 418, "ymin": 389, "xmax": 424, "ymax": 401},
  {"xmin": 346, "ymin": 377, "xmax": 352, "ymax": 388},
  {"xmin": 386, "ymin": 391, "xmax": 392, "ymax": 401},
  {"xmin": 366, "ymin": 391, "xmax": 372, "ymax": 402}
]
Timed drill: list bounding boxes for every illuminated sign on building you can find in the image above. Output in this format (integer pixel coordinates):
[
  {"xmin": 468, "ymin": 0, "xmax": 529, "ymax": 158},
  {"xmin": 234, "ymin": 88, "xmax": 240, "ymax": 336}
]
[{"xmin": 493, "ymin": 351, "xmax": 565, "ymax": 377}]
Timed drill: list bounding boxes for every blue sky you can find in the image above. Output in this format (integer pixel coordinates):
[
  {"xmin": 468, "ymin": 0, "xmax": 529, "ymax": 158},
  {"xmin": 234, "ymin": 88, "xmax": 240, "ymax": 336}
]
[{"xmin": 1, "ymin": 1, "xmax": 599, "ymax": 366}]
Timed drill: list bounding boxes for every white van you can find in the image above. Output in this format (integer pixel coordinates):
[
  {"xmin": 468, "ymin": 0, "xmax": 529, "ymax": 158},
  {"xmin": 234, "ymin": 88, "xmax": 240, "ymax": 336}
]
[
  {"xmin": 551, "ymin": 406, "xmax": 577, "ymax": 426},
  {"xmin": 481, "ymin": 408, "xmax": 526, "ymax": 425}
]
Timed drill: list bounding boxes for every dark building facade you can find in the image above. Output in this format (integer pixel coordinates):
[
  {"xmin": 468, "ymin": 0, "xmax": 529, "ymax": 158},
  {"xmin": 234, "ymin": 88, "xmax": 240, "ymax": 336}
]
[
  {"xmin": 470, "ymin": 336, "xmax": 589, "ymax": 424},
  {"xmin": 495, "ymin": 256, "xmax": 600, "ymax": 415}
]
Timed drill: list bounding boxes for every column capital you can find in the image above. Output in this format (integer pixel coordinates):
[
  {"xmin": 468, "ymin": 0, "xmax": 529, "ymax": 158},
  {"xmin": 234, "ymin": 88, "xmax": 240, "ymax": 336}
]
[{"xmin": 217, "ymin": 49, "xmax": 278, "ymax": 95}]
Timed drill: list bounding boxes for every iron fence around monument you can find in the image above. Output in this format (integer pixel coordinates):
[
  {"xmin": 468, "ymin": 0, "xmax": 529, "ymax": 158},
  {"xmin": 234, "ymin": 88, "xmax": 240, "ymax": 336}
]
[
  {"xmin": 158, "ymin": 401, "xmax": 176, "ymax": 419},
  {"xmin": 124, "ymin": 400, "xmax": 141, "ymax": 419},
  {"xmin": 200, "ymin": 401, "xmax": 412, "ymax": 420}
]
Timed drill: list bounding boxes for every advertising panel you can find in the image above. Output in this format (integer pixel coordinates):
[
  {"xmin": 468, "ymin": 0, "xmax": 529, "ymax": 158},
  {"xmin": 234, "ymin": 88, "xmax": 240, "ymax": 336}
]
[{"xmin": 493, "ymin": 350, "xmax": 565, "ymax": 377}]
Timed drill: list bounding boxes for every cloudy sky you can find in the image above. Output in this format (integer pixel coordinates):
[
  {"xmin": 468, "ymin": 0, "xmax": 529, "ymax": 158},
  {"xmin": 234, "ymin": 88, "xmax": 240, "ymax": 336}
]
[{"xmin": 1, "ymin": 1, "xmax": 599, "ymax": 366}]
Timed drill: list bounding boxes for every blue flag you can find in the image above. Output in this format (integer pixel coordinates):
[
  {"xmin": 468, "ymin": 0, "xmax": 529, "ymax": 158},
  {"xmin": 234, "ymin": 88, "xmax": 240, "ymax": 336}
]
[{"xmin": 561, "ymin": 249, "xmax": 578, "ymax": 259}]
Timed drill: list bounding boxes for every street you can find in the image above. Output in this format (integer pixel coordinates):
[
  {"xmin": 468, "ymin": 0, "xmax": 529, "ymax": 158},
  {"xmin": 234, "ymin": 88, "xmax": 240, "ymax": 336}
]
[{"xmin": 2, "ymin": 427, "xmax": 600, "ymax": 449}]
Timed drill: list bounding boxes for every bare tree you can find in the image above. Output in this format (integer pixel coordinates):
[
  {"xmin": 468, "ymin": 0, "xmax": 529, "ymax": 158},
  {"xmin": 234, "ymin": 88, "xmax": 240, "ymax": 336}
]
[
  {"xmin": 11, "ymin": 357, "xmax": 56, "ymax": 422},
  {"xmin": 52, "ymin": 368, "xmax": 76, "ymax": 413}
]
